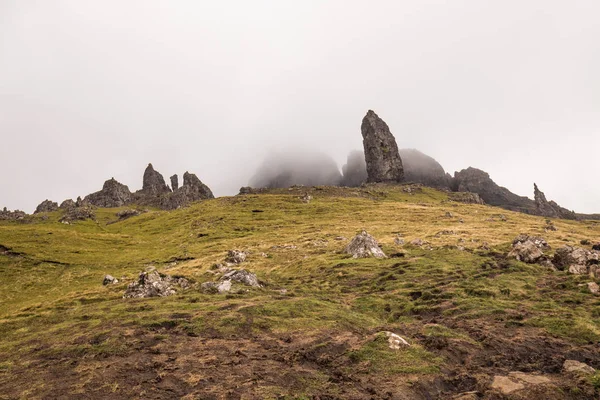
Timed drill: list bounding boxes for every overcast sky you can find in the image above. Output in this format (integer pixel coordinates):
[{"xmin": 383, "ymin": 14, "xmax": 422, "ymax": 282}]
[{"xmin": 1, "ymin": 0, "xmax": 598, "ymax": 213}]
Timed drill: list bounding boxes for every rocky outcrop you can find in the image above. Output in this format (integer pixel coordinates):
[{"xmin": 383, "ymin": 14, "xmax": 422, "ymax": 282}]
[
  {"xmin": 399, "ymin": 149, "xmax": 450, "ymax": 189},
  {"xmin": 201, "ymin": 268, "xmax": 261, "ymax": 294},
  {"xmin": 0, "ymin": 207, "xmax": 27, "ymax": 221},
  {"xmin": 34, "ymin": 200, "xmax": 58, "ymax": 214},
  {"xmin": 162, "ymin": 172, "xmax": 214, "ymax": 210},
  {"xmin": 553, "ymin": 245, "xmax": 600, "ymax": 273},
  {"xmin": 141, "ymin": 163, "xmax": 170, "ymax": 196},
  {"xmin": 59, "ymin": 199, "xmax": 75, "ymax": 209},
  {"xmin": 448, "ymin": 192, "xmax": 485, "ymax": 205},
  {"xmin": 170, "ymin": 175, "xmax": 179, "ymax": 191},
  {"xmin": 341, "ymin": 150, "xmax": 368, "ymax": 187},
  {"xmin": 249, "ymin": 151, "xmax": 342, "ymax": 189},
  {"xmin": 534, "ymin": 184, "xmax": 577, "ymax": 220},
  {"xmin": 60, "ymin": 203, "xmax": 95, "ymax": 223},
  {"xmin": 361, "ymin": 110, "xmax": 403, "ymax": 183},
  {"xmin": 123, "ymin": 270, "xmax": 189, "ymax": 298},
  {"xmin": 345, "ymin": 230, "xmax": 386, "ymax": 259},
  {"xmin": 84, "ymin": 178, "xmax": 132, "ymax": 208},
  {"xmin": 451, "ymin": 168, "xmax": 536, "ymax": 213},
  {"xmin": 508, "ymin": 235, "xmax": 550, "ymax": 264}
]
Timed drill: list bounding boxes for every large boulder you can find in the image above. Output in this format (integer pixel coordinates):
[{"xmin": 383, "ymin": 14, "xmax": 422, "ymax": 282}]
[
  {"xmin": 361, "ymin": 110, "xmax": 404, "ymax": 183},
  {"xmin": 249, "ymin": 151, "xmax": 343, "ymax": 188},
  {"xmin": 84, "ymin": 178, "xmax": 132, "ymax": 208},
  {"xmin": 34, "ymin": 200, "xmax": 58, "ymax": 214},
  {"xmin": 534, "ymin": 183, "xmax": 577, "ymax": 220},
  {"xmin": 553, "ymin": 245, "xmax": 600, "ymax": 272},
  {"xmin": 141, "ymin": 163, "xmax": 170, "ymax": 195},
  {"xmin": 399, "ymin": 149, "xmax": 450, "ymax": 189},
  {"xmin": 345, "ymin": 230, "xmax": 387, "ymax": 259},
  {"xmin": 507, "ymin": 235, "xmax": 549, "ymax": 264},
  {"xmin": 123, "ymin": 270, "xmax": 189, "ymax": 298}
]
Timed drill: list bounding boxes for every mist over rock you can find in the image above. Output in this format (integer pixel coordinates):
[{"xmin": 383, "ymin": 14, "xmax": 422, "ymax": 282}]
[
  {"xmin": 399, "ymin": 149, "xmax": 450, "ymax": 189},
  {"xmin": 141, "ymin": 163, "xmax": 170, "ymax": 195},
  {"xmin": 249, "ymin": 151, "xmax": 342, "ymax": 188},
  {"xmin": 451, "ymin": 167, "xmax": 536, "ymax": 213},
  {"xmin": 534, "ymin": 183, "xmax": 577, "ymax": 220},
  {"xmin": 341, "ymin": 150, "xmax": 368, "ymax": 187},
  {"xmin": 84, "ymin": 178, "xmax": 132, "ymax": 208},
  {"xmin": 361, "ymin": 110, "xmax": 404, "ymax": 183}
]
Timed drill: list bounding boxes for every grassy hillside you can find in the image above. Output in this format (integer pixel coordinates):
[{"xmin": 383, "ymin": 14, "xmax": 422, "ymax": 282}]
[{"xmin": 1, "ymin": 184, "xmax": 599, "ymax": 399}]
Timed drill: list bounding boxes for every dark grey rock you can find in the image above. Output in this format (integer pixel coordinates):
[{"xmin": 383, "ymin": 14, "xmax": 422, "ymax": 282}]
[
  {"xmin": 345, "ymin": 230, "xmax": 387, "ymax": 259},
  {"xmin": 0, "ymin": 208, "xmax": 27, "ymax": 221},
  {"xmin": 84, "ymin": 178, "xmax": 132, "ymax": 208},
  {"xmin": 399, "ymin": 149, "xmax": 450, "ymax": 189},
  {"xmin": 361, "ymin": 110, "xmax": 403, "ymax": 183},
  {"xmin": 59, "ymin": 199, "xmax": 75, "ymax": 210},
  {"xmin": 226, "ymin": 250, "xmax": 247, "ymax": 264},
  {"xmin": 534, "ymin": 183, "xmax": 577, "ymax": 220},
  {"xmin": 170, "ymin": 174, "xmax": 179, "ymax": 191},
  {"xmin": 34, "ymin": 200, "xmax": 58, "ymax": 214},
  {"xmin": 141, "ymin": 163, "xmax": 170, "ymax": 195}
]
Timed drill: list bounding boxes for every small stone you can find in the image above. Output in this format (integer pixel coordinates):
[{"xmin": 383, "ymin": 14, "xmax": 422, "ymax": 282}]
[
  {"xmin": 563, "ymin": 360, "xmax": 595, "ymax": 375},
  {"xmin": 381, "ymin": 331, "xmax": 410, "ymax": 349},
  {"xmin": 102, "ymin": 275, "xmax": 118, "ymax": 285},
  {"xmin": 226, "ymin": 250, "xmax": 247, "ymax": 264},
  {"xmin": 410, "ymin": 238, "xmax": 424, "ymax": 246},
  {"xmin": 394, "ymin": 237, "xmax": 405, "ymax": 246},
  {"xmin": 445, "ymin": 212, "xmax": 454, "ymax": 218},
  {"xmin": 491, "ymin": 376, "xmax": 524, "ymax": 394},
  {"xmin": 587, "ymin": 282, "xmax": 599, "ymax": 294}
]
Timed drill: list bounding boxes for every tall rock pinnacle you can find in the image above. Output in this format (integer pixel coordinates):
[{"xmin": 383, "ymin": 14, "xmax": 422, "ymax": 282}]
[
  {"xmin": 142, "ymin": 163, "xmax": 170, "ymax": 195},
  {"xmin": 361, "ymin": 110, "xmax": 404, "ymax": 183}
]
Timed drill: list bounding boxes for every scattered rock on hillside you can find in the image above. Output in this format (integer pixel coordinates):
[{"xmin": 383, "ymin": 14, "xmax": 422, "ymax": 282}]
[
  {"xmin": 201, "ymin": 268, "xmax": 261, "ymax": 294},
  {"xmin": 553, "ymin": 245, "xmax": 599, "ymax": 271},
  {"xmin": 60, "ymin": 204, "xmax": 95, "ymax": 223},
  {"xmin": 361, "ymin": 110, "xmax": 403, "ymax": 183},
  {"xmin": 593, "ymin": 243, "xmax": 600, "ymax": 251},
  {"xmin": 103, "ymin": 275, "xmax": 118, "ymax": 285},
  {"xmin": 300, "ymin": 193, "xmax": 312, "ymax": 203},
  {"xmin": 410, "ymin": 238, "xmax": 425, "ymax": 246},
  {"xmin": 84, "ymin": 178, "xmax": 132, "ymax": 207},
  {"xmin": 34, "ymin": 200, "xmax": 58, "ymax": 214},
  {"xmin": 345, "ymin": 231, "xmax": 386, "ymax": 259},
  {"xmin": 563, "ymin": 360, "xmax": 595, "ymax": 375},
  {"xmin": 381, "ymin": 331, "xmax": 410, "ymax": 349},
  {"xmin": 226, "ymin": 250, "xmax": 248, "ymax": 264},
  {"xmin": 123, "ymin": 271, "xmax": 189, "ymax": 298},
  {"xmin": 116, "ymin": 209, "xmax": 143, "ymax": 221},
  {"xmin": 508, "ymin": 236, "xmax": 548, "ymax": 264},
  {"xmin": 0, "ymin": 208, "xmax": 27, "ymax": 221}
]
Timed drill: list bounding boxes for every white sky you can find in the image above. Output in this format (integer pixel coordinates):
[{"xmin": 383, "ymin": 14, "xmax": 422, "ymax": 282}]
[{"xmin": 1, "ymin": 0, "xmax": 599, "ymax": 213}]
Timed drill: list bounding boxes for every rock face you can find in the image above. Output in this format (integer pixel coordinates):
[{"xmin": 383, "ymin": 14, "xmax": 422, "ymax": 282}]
[
  {"xmin": 361, "ymin": 110, "xmax": 403, "ymax": 183},
  {"xmin": 34, "ymin": 200, "xmax": 59, "ymax": 214},
  {"xmin": 164, "ymin": 172, "xmax": 214, "ymax": 210},
  {"xmin": 451, "ymin": 168, "xmax": 535, "ymax": 213},
  {"xmin": 534, "ymin": 183, "xmax": 577, "ymax": 220},
  {"xmin": 345, "ymin": 230, "xmax": 386, "ymax": 259},
  {"xmin": 59, "ymin": 199, "xmax": 75, "ymax": 209},
  {"xmin": 341, "ymin": 150, "xmax": 368, "ymax": 187},
  {"xmin": 84, "ymin": 178, "xmax": 132, "ymax": 208},
  {"xmin": 170, "ymin": 175, "xmax": 179, "ymax": 191},
  {"xmin": 141, "ymin": 163, "xmax": 170, "ymax": 196},
  {"xmin": 399, "ymin": 149, "xmax": 450, "ymax": 189},
  {"xmin": 249, "ymin": 151, "xmax": 343, "ymax": 189},
  {"xmin": 553, "ymin": 245, "xmax": 600, "ymax": 274},
  {"xmin": 123, "ymin": 271, "xmax": 189, "ymax": 298},
  {"xmin": 0, "ymin": 208, "xmax": 27, "ymax": 221}
]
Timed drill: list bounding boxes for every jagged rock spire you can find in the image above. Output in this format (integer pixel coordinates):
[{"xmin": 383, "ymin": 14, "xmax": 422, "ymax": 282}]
[{"xmin": 361, "ymin": 110, "xmax": 404, "ymax": 183}]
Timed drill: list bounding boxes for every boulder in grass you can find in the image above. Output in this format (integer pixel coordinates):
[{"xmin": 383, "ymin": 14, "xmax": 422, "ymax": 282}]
[
  {"xmin": 345, "ymin": 231, "xmax": 386, "ymax": 259},
  {"xmin": 123, "ymin": 271, "xmax": 189, "ymax": 299}
]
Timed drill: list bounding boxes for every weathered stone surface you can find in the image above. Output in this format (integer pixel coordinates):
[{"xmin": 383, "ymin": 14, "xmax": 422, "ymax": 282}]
[
  {"xmin": 448, "ymin": 192, "xmax": 485, "ymax": 205},
  {"xmin": 553, "ymin": 245, "xmax": 599, "ymax": 270},
  {"xmin": 508, "ymin": 241, "xmax": 544, "ymax": 263},
  {"xmin": 116, "ymin": 209, "xmax": 142, "ymax": 221},
  {"xmin": 381, "ymin": 331, "xmax": 410, "ymax": 349},
  {"xmin": 123, "ymin": 271, "xmax": 189, "ymax": 298},
  {"xmin": 60, "ymin": 204, "xmax": 95, "ymax": 223},
  {"xmin": 170, "ymin": 174, "xmax": 179, "ymax": 191},
  {"xmin": 163, "ymin": 172, "xmax": 214, "ymax": 210},
  {"xmin": 569, "ymin": 264, "xmax": 588, "ymax": 275},
  {"xmin": 0, "ymin": 208, "xmax": 27, "ymax": 221},
  {"xmin": 34, "ymin": 200, "xmax": 58, "ymax": 214},
  {"xmin": 345, "ymin": 231, "xmax": 386, "ymax": 259},
  {"xmin": 59, "ymin": 199, "xmax": 75, "ymax": 209},
  {"xmin": 84, "ymin": 178, "xmax": 132, "ymax": 208},
  {"xmin": 491, "ymin": 376, "xmax": 524, "ymax": 394},
  {"xmin": 563, "ymin": 359, "xmax": 595, "ymax": 375},
  {"xmin": 361, "ymin": 110, "xmax": 403, "ymax": 183},
  {"xmin": 141, "ymin": 163, "xmax": 170, "ymax": 195},
  {"xmin": 226, "ymin": 250, "xmax": 247, "ymax": 264},
  {"xmin": 399, "ymin": 149, "xmax": 450, "ymax": 189},
  {"xmin": 512, "ymin": 234, "xmax": 550, "ymax": 250},
  {"xmin": 103, "ymin": 275, "xmax": 118, "ymax": 285},
  {"xmin": 452, "ymin": 168, "xmax": 535, "ymax": 213},
  {"xmin": 584, "ymin": 282, "xmax": 599, "ymax": 294},
  {"xmin": 534, "ymin": 183, "xmax": 577, "ymax": 220},
  {"xmin": 202, "ymin": 268, "xmax": 261, "ymax": 294}
]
